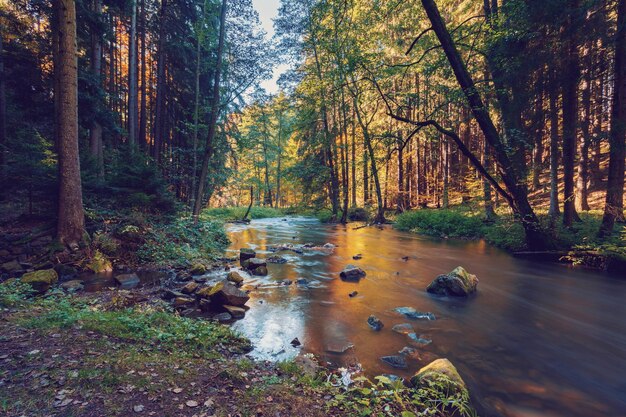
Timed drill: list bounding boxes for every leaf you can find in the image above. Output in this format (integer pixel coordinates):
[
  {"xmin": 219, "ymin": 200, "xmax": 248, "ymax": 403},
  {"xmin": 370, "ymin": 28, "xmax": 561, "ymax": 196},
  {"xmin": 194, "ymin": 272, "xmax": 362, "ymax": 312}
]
[
  {"xmin": 401, "ymin": 412, "xmax": 417, "ymax": 417},
  {"xmin": 375, "ymin": 375, "xmax": 392, "ymax": 385}
]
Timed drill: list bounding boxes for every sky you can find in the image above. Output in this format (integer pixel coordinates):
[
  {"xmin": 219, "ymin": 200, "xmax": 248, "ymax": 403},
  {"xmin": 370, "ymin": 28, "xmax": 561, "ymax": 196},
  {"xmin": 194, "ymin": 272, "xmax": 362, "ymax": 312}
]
[{"xmin": 252, "ymin": 0, "xmax": 289, "ymax": 94}]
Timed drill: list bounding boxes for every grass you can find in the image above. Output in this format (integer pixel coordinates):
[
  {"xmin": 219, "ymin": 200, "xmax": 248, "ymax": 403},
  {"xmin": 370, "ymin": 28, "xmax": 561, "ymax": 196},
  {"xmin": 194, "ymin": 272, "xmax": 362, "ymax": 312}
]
[
  {"xmin": 202, "ymin": 206, "xmax": 311, "ymax": 221},
  {"xmin": 395, "ymin": 205, "xmax": 626, "ymax": 256}
]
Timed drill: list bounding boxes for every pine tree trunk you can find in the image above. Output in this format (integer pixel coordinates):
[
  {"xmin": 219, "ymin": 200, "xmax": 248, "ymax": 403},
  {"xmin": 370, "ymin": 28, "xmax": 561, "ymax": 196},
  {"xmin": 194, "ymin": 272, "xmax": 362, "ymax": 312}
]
[
  {"xmin": 561, "ymin": 2, "xmax": 580, "ymax": 226},
  {"xmin": 0, "ymin": 30, "xmax": 6, "ymax": 193},
  {"xmin": 548, "ymin": 68, "xmax": 561, "ymax": 220},
  {"xmin": 54, "ymin": 0, "xmax": 85, "ymax": 248},
  {"xmin": 153, "ymin": 0, "xmax": 167, "ymax": 163},
  {"xmin": 193, "ymin": 0, "xmax": 227, "ymax": 220},
  {"xmin": 599, "ymin": 0, "xmax": 626, "ymax": 236},
  {"xmin": 89, "ymin": 0, "xmax": 104, "ymax": 181},
  {"xmin": 127, "ymin": 0, "xmax": 138, "ymax": 146},
  {"xmin": 139, "ymin": 0, "xmax": 147, "ymax": 148}
]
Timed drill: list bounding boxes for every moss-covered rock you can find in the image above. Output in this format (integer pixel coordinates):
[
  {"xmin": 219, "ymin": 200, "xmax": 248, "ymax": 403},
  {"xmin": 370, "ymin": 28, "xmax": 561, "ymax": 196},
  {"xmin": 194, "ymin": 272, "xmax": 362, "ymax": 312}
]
[
  {"xmin": 426, "ymin": 266, "xmax": 478, "ymax": 296},
  {"xmin": 190, "ymin": 263, "xmax": 207, "ymax": 276},
  {"xmin": 22, "ymin": 269, "xmax": 58, "ymax": 293},
  {"xmin": 410, "ymin": 358, "xmax": 467, "ymax": 393}
]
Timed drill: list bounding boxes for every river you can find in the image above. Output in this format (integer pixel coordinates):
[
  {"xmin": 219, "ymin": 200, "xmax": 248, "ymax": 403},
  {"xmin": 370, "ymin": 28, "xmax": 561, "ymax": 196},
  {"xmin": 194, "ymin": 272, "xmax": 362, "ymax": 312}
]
[{"xmin": 224, "ymin": 216, "xmax": 626, "ymax": 417}]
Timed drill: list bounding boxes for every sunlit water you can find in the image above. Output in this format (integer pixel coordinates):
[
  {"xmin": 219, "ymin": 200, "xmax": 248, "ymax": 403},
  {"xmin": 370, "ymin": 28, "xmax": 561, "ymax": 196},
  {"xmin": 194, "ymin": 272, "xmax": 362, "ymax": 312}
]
[{"xmin": 223, "ymin": 217, "xmax": 626, "ymax": 417}]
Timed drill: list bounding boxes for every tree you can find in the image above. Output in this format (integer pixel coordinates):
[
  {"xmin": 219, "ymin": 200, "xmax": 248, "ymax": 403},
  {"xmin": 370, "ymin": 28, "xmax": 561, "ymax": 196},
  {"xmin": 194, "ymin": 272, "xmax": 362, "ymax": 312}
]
[
  {"xmin": 599, "ymin": 0, "xmax": 626, "ymax": 236},
  {"xmin": 193, "ymin": 0, "xmax": 227, "ymax": 220},
  {"xmin": 54, "ymin": 0, "xmax": 85, "ymax": 247}
]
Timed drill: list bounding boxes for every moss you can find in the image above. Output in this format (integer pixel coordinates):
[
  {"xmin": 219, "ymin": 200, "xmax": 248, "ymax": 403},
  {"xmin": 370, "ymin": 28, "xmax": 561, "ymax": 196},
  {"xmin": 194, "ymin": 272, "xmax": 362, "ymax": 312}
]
[
  {"xmin": 21, "ymin": 269, "xmax": 58, "ymax": 293},
  {"xmin": 87, "ymin": 250, "xmax": 113, "ymax": 273}
]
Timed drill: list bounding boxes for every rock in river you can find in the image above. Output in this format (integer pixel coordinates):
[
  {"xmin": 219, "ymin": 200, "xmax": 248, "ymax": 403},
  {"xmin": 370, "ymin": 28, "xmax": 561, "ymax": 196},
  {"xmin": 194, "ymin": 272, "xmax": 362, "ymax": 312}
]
[
  {"xmin": 367, "ymin": 315, "xmax": 384, "ymax": 331},
  {"xmin": 426, "ymin": 266, "xmax": 478, "ymax": 297},
  {"xmin": 408, "ymin": 333, "xmax": 432, "ymax": 345},
  {"xmin": 115, "ymin": 273, "xmax": 140, "ymax": 289},
  {"xmin": 339, "ymin": 264, "xmax": 366, "ymax": 281},
  {"xmin": 325, "ymin": 341, "xmax": 354, "ymax": 354},
  {"xmin": 380, "ymin": 355, "xmax": 408, "ymax": 369},
  {"xmin": 239, "ymin": 248, "xmax": 256, "ymax": 263},
  {"xmin": 60, "ymin": 280, "xmax": 84, "ymax": 293},
  {"xmin": 392, "ymin": 323, "xmax": 414, "ymax": 334},
  {"xmin": 395, "ymin": 307, "xmax": 435, "ymax": 320},
  {"xmin": 243, "ymin": 258, "xmax": 267, "ymax": 275},
  {"xmin": 410, "ymin": 358, "xmax": 467, "ymax": 393},
  {"xmin": 267, "ymin": 255, "xmax": 287, "ymax": 264},
  {"xmin": 226, "ymin": 271, "xmax": 245, "ymax": 285}
]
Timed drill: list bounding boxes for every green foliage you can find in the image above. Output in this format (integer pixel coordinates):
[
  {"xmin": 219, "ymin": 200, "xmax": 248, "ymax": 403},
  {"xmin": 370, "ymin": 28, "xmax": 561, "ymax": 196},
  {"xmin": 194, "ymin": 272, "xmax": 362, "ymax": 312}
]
[
  {"xmin": 0, "ymin": 280, "xmax": 35, "ymax": 308},
  {"xmin": 23, "ymin": 296, "xmax": 248, "ymax": 352},
  {"xmin": 348, "ymin": 207, "xmax": 370, "ymax": 222},
  {"xmin": 136, "ymin": 217, "xmax": 229, "ymax": 267},
  {"xmin": 325, "ymin": 373, "xmax": 476, "ymax": 417},
  {"xmin": 395, "ymin": 209, "xmax": 484, "ymax": 238}
]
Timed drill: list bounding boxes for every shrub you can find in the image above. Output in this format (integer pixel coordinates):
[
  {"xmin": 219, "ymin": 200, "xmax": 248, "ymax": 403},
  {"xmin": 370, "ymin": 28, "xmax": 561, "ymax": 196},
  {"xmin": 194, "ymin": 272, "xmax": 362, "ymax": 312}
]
[{"xmin": 348, "ymin": 207, "xmax": 370, "ymax": 222}]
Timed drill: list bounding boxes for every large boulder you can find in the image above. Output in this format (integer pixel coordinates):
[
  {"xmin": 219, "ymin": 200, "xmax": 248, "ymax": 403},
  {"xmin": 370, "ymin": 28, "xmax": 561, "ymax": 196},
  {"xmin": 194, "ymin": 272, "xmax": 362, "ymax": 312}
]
[
  {"xmin": 206, "ymin": 280, "xmax": 250, "ymax": 307},
  {"xmin": 114, "ymin": 273, "xmax": 140, "ymax": 289},
  {"xmin": 427, "ymin": 266, "xmax": 478, "ymax": 297},
  {"xmin": 22, "ymin": 269, "xmax": 58, "ymax": 293},
  {"xmin": 410, "ymin": 358, "xmax": 467, "ymax": 393},
  {"xmin": 339, "ymin": 265, "xmax": 366, "ymax": 281},
  {"xmin": 239, "ymin": 248, "xmax": 256, "ymax": 263},
  {"xmin": 243, "ymin": 258, "xmax": 268, "ymax": 276}
]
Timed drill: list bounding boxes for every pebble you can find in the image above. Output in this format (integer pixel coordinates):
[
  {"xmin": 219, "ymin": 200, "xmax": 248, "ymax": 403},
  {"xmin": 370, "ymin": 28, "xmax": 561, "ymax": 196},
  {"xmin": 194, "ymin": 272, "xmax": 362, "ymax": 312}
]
[{"xmin": 133, "ymin": 405, "xmax": 145, "ymax": 413}]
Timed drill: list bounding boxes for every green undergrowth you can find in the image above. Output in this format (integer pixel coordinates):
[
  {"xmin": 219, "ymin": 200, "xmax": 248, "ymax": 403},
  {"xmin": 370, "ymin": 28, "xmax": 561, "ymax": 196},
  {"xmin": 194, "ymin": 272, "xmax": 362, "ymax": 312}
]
[
  {"xmin": 202, "ymin": 206, "xmax": 316, "ymax": 221},
  {"xmin": 1, "ymin": 284, "xmax": 249, "ymax": 353},
  {"xmin": 136, "ymin": 216, "xmax": 229, "ymax": 267},
  {"xmin": 395, "ymin": 206, "xmax": 625, "ymax": 254},
  {"xmin": 326, "ymin": 374, "xmax": 476, "ymax": 417}
]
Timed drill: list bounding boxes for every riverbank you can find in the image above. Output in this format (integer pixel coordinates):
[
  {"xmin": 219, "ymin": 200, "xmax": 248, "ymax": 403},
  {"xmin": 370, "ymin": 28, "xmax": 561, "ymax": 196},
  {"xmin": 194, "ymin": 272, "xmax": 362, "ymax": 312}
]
[
  {"xmin": 0, "ymin": 278, "xmax": 475, "ymax": 417},
  {"xmin": 395, "ymin": 205, "xmax": 626, "ymax": 273},
  {"xmin": 0, "ymin": 209, "xmax": 476, "ymax": 417}
]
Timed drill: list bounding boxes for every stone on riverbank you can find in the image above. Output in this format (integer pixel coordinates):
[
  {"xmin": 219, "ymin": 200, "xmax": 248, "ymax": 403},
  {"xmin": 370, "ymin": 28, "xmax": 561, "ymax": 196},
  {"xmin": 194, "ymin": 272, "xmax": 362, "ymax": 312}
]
[
  {"xmin": 190, "ymin": 263, "xmax": 206, "ymax": 276},
  {"xmin": 410, "ymin": 358, "xmax": 467, "ymax": 393},
  {"xmin": 207, "ymin": 280, "xmax": 250, "ymax": 307},
  {"xmin": 339, "ymin": 265, "xmax": 366, "ymax": 281},
  {"xmin": 223, "ymin": 305, "xmax": 246, "ymax": 319},
  {"xmin": 181, "ymin": 281, "xmax": 199, "ymax": 294},
  {"xmin": 427, "ymin": 266, "xmax": 478, "ymax": 297},
  {"xmin": 22, "ymin": 269, "xmax": 58, "ymax": 293}
]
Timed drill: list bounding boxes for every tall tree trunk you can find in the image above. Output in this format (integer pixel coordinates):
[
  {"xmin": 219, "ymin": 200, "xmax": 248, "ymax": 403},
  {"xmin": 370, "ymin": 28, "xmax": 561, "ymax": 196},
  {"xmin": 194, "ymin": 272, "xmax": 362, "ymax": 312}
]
[
  {"xmin": 153, "ymin": 0, "xmax": 167, "ymax": 163},
  {"xmin": 353, "ymin": 95, "xmax": 385, "ymax": 223},
  {"xmin": 420, "ymin": 0, "xmax": 553, "ymax": 250},
  {"xmin": 577, "ymin": 51, "xmax": 592, "ymax": 211},
  {"xmin": 190, "ymin": 8, "xmax": 202, "ymax": 209},
  {"xmin": 128, "ymin": 0, "xmax": 138, "ymax": 146},
  {"xmin": 599, "ymin": 0, "xmax": 626, "ymax": 236},
  {"xmin": 548, "ymin": 68, "xmax": 561, "ymax": 220},
  {"xmin": 0, "ymin": 30, "xmax": 6, "ymax": 193},
  {"xmin": 351, "ymin": 110, "xmax": 357, "ymax": 207},
  {"xmin": 139, "ymin": 0, "xmax": 147, "ymax": 148},
  {"xmin": 193, "ymin": 0, "xmax": 227, "ymax": 220},
  {"xmin": 90, "ymin": 0, "xmax": 104, "ymax": 182},
  {"xmin": 54, "ymin": 0, "xmax": 85, "ymax": 247},
  {"xmin": 561, "ymin": 2, "xmax": 580, "ymax": 226}
]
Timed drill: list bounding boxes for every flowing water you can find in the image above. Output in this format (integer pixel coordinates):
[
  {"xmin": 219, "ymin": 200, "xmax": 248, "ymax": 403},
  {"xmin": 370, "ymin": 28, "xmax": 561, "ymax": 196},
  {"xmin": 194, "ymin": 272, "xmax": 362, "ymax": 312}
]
[{"xmin": 223, "ymin": 217, "xmax": 626, "ymax": 417}]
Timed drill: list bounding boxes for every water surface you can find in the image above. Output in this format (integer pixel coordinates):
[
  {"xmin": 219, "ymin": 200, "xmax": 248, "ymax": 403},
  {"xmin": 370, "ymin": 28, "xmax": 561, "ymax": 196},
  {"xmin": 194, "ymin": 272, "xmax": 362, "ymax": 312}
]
[{"xmin": 227, "ymin": 217, "xmax": 626, "ymax": 417}]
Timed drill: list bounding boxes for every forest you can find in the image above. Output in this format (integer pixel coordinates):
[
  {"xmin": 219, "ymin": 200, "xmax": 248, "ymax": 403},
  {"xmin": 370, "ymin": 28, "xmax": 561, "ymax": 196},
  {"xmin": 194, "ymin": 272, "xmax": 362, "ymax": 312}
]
[{"xmin": 1, "ymin": 0, "xmax": 625, "ymax": 416}]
